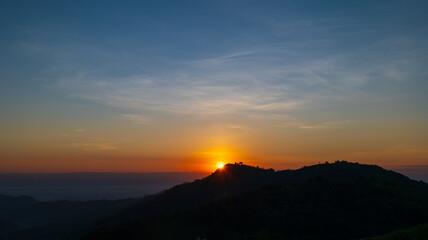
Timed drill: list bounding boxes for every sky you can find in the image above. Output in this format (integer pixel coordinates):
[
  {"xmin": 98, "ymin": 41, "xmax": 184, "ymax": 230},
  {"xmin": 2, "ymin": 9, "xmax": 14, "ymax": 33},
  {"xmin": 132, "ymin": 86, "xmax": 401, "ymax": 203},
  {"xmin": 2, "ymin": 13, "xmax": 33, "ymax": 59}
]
[{"xmin": 0, "ymin": 0, "xmax": 427, "ymax": 173}]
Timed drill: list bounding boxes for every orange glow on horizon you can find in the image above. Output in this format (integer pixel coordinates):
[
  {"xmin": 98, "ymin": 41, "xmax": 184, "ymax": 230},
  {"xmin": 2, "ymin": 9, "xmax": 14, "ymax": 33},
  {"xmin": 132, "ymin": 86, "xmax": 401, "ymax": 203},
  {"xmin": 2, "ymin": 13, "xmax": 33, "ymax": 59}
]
[{"xmin": 181, "ymin": 146, "xmax": 254, "ymax": 172}]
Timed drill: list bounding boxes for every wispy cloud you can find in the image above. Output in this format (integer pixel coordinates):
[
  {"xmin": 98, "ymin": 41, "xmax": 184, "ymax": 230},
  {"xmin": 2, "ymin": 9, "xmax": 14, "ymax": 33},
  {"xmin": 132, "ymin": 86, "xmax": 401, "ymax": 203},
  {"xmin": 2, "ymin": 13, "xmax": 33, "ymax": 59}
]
[
  {"xmin": 73, "ymin": 128, "xmax": 85, "ymax": 132},
  {"xmin": 39, "ymin": 13, "xmax": 426, "ymax": 128},
  {"xmin": 223, "ymin": 124, "xmax": 248, "ymax": 130},
  {"xmin": 54, "ymin": 48, "xmax": 376, "ymax": 120},
  {"xmin": 298, "ymin": 121, "xmax": 351, "ymax": 130},
  {"xmin": 118, "ymin": 114, "xmax": 150, "ymax": 125},
  {"xmin": 68, "ymin": 143, "xmax": 117, "ymax": 151}
]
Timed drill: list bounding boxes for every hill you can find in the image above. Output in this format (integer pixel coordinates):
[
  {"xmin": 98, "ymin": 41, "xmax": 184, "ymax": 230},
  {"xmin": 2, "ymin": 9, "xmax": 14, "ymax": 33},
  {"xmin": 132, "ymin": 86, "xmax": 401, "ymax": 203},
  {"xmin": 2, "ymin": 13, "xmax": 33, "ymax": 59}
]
[
  {"xmin": 363, "ymin": 222, "xmax": 428, "ymax": 240},
  {"xmin": 2, "ymin": 161, "xmax": 427, "ymax": 240},
  {"xmin": 0, "ymin": 196, "xmax": 137, "ymax": 240},
  {"xmin": 80, "ymin": 161, "xmax": 428, "ymax": 240},
  {"xmin": 0, "ymin": 195, "xmax": 37, "ymax": 215}
]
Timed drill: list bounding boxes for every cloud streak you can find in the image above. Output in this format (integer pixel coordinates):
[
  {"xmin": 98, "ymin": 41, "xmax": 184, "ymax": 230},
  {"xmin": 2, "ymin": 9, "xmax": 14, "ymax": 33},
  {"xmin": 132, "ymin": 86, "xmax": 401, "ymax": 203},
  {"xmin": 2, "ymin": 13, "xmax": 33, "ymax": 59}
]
[
  {"xmin": 118, "ymin": 114, "xmax": 150, "ymax": 125},
  {"xmin": 54, "ymin": 45, "xmax": 410, "ymax": 127},
  {"xmin": 68, "ymin": 143, "xmax": 117, "ymax": 151}
]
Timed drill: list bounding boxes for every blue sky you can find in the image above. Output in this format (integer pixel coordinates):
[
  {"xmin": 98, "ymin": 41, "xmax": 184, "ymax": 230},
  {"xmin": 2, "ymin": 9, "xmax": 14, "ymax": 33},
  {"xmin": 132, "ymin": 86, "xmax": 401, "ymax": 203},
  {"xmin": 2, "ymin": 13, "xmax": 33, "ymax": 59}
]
[{"xmin": 1, "ymin": 0, "xmax": 428, "ymax": 172}]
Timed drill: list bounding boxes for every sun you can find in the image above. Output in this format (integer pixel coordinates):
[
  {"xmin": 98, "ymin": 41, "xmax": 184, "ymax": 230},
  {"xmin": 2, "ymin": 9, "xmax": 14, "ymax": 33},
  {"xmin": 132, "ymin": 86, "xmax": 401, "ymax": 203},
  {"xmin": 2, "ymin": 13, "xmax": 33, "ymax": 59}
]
[{"xmin": 217, "ymin": 163, "xmax": 224, "ymax": 169}]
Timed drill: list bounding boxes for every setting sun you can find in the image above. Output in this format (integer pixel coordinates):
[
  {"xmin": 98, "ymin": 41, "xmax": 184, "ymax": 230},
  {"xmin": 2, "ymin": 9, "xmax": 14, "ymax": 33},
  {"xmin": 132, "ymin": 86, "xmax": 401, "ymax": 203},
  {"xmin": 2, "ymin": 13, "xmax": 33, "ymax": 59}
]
[{"xmin": 217, "ymin": 163, "xmax": 224, "ymax": 169}]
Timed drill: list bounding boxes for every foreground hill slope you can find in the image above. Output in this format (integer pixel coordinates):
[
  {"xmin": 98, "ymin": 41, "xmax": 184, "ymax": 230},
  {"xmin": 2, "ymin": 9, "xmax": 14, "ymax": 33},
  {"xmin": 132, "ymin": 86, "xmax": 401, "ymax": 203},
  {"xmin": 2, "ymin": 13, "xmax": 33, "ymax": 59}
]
[
  {"xmin": 0, "ymin": 197, "xmax": 137, "ymax": 240},
  {"xmin": 82, "ymin": 161, "xmax": 428, "ymax": 240},
  {"xmin": 121, "ymin": 162, "xmax": 417, "ymax": 214},
  {"xmin": 364, "ymin": 222, "xmax": 428, "ymax": 240}
]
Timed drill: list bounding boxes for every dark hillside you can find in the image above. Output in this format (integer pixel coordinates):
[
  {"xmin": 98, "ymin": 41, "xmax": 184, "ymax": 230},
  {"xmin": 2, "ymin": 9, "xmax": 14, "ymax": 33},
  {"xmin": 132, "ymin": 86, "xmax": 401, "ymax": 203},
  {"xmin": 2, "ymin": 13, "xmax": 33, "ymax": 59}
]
[
  {"xmin": 0, "ymin": 198, "xmax": 137, "ymax": 240},
  {"xmin": 81, "ymin": 162, "xmax": 428, "ymax": 240},
  {"xmin": 363, "ymin": 222, "xmax": 428, "ymax": 240},
  {"xmin": 125, "ymin": 164, "xmax": 275, "ymax": 218},
  {"xmin": 116, "ymin": 161, "xmax": 426, "ymax": 221},
  {"xmin": 0, "ymin": 195, "xmax": 37, "ymax": 214},
  {"xmin": 281, "ymin": 161, "xmax": 412, "ymax": 183}
]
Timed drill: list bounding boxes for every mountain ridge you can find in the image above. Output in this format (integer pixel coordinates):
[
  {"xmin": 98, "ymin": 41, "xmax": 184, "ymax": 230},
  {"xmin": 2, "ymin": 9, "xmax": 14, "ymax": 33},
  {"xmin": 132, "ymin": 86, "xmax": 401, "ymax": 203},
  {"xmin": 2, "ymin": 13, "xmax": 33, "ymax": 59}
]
[
  {"xmin": 79, "ymin": 161, "xmax": 428, "ymax": 240},
  {"xmin": 2, "ymin": 161, "xmax": 428, "ymax": 240}
]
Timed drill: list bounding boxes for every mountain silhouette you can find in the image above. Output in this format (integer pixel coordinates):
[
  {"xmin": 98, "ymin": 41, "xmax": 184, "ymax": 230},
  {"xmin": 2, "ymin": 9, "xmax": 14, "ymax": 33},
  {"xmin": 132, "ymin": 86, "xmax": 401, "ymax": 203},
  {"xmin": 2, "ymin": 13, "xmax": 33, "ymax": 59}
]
[
  {"xmin": 80, "ymin": 161, "xmax": 428, "ymax": 240},
  {"xmin": 2, "ymin": 161, "xmax": 428, "ymax": 240},
  {"xmin": 0, "ymin": 197, "xmax": 137, "ymax": 240},
  {"xmin": 0, "ymin": 195, "xmax": 37, "ymax": 215}
]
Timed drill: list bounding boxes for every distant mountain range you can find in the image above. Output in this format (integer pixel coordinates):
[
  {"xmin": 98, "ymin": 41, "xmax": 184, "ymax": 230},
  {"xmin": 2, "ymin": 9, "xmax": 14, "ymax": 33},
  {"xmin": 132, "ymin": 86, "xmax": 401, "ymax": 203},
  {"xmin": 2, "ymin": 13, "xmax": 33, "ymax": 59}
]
[
  {"xmin": 1, "ymin": 161, "xmax": 427, "ymax": 240},
  {"xmin": 0, "ymin": 172, "xmax": 206, "ymax": 201}
]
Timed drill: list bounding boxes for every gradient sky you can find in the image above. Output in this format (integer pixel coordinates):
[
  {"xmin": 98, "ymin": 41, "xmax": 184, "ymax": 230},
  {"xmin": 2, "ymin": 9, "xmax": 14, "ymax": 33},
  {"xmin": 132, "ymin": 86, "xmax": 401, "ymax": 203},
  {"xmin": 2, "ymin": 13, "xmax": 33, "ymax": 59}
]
[{"xmin": 1, "ymin": 0, "xmax": 427, "ymax": 173}]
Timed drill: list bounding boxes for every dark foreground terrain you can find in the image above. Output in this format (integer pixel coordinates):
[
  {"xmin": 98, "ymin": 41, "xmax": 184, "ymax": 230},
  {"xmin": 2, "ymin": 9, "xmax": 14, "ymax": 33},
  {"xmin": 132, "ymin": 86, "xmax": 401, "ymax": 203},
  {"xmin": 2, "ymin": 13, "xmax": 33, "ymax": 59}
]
[{"xmin": 1, "ymin": 161, "xmax": 427, "ymax": 240}]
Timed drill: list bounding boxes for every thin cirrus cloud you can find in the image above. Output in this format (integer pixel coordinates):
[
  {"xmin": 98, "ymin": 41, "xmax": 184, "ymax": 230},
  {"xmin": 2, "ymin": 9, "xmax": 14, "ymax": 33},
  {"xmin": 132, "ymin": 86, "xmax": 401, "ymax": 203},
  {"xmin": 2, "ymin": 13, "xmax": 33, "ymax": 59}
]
[
  {"xmin": 298, "ymin": 121, "xmax": 352, "ymax": 130},
  {"xmin": 16, "ymin": 3, "xmax": 425, "ymax": 133},
  {"xmin": 118, "ymin": 114, "xmax": 151, "ymax": 125},
  {"xmin": 68, "ymin": 143, "xmax": 117, "ymax": 151},
  {"xmin": 54, "ymin": 48, "xmax": 381, "ymax": 122},
  {"xmin": 73, "ymin": 129, "xmax": 85, "ymax": 133},
  {"xmin": 15, "ymin": 4, "xmax": 425, "ymax": 126}
]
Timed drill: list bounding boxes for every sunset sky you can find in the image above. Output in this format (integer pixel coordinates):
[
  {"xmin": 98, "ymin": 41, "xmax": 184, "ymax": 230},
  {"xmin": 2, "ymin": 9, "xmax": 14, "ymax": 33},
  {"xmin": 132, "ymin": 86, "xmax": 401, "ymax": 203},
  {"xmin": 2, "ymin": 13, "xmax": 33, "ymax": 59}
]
[{"xmin": 1, "ymin": 0, "xmax": 427, "ymax": 173}]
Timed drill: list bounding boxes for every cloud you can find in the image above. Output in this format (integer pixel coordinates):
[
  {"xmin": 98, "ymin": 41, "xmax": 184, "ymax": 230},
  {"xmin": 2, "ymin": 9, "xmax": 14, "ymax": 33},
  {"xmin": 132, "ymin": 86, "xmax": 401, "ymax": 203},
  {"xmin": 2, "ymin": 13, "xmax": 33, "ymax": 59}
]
[
  {"xmin": 73, "ymin": 128, "xmax": 85, "ymax": 132},
  {"xmin": 118, "ymin": 114, "xmax": 150, "ymax": 125},
  {"xmin": 298, "ymin": 121, "xmax": 351, "ymax": 130},
  {"xmin": 54, "ymin": 50, "xmax": 354, "ymax": 118},
  {"xmin": 56, "ymin": 65, "xmax": 302, "ymax": 116},
  {"xmin": 51, "ymin": 31, "xmax": 426, "ymax": 128},
  {"xmin": 223, "ymin": 124, "xmax": 248, "ymax": 130},
  {"xmin": 19, "ymin": 2, "xmax": 427, "ymax": 122},
  {"xmin": 68, "ymin": 143, "xmax": 117, "ymax": 151}
]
